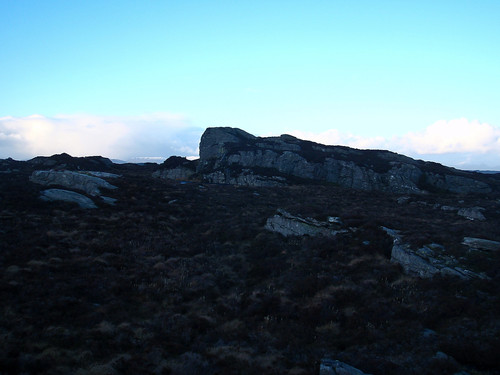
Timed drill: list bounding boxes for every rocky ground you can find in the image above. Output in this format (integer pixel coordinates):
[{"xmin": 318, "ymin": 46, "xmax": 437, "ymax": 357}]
[{"xmin": 1, "ymin": 159, "xmax": 500, "ymax": 374}]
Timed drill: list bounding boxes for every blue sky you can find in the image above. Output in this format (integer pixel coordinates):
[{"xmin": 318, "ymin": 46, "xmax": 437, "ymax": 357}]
[{"xmin": 1, "ymin": 1, "xmax": 500, "ymax": 169}]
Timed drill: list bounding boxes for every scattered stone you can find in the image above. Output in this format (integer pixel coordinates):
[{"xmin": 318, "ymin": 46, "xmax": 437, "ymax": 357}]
[
  {"xmin": 320, "ymin": 359, "xmax": 372, "ymax": 375},
  {"xmin": 40, "ymin": 189, "xmax": 97, "ymax": 209},
  {"xmin": 457, "ymin": 207, "xmax": 486, "ymax": 221},
  {"xmin": 397, "ymin": 196, "xmax": 410, "ymax": 204},
  {"xmin": 462, "ymin": 237, "xmax": 500, "ymax": 252},
  {"xmin": 6, "ymin": 265, "xmax": 20, "ymax": 274},
  {"xmin": 328, "ymin": 216, "xmax": 343, "ymax": 224},
  {"xmin": 422, "ymin": 328, "xmax": 437, "ymax": 338},
  {"xmin": 30, "ymin": 170, "xmax": 117, "ymax": 196},
  {"xmin": 265, "ymin": 209, "xmax": 345, "ymax": 237},
  {"xmin": 441, "ymin": 205, "xmax": 457, "ymax": 211},
  {"xmin": 433, "ymin": 351, "xmax": 459, "ymax": 367},
  {"xmin": 101, "ymin": 196, "xmax": 118, "ymax": 205}
]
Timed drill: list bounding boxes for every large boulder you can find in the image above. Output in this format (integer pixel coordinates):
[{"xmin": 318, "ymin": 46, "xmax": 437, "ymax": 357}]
[
  {"xmin": 30, "ymin": 170, "xmax": 117, "ymax": 196},
  {"xmin": 197, "ymin": 127, "xmax": 496, "ymax": 193},
  {"xmin": 40, "ymin": 189, "xmax": 97, "ymax": 209}
]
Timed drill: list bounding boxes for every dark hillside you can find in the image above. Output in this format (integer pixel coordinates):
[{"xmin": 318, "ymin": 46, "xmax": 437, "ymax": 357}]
[{"xmin": 1, "ymin": 157, "xmax": 500, "ymax": 374}]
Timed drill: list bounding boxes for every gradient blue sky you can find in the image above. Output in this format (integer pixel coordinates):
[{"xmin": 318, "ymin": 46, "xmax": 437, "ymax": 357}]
[{"xmin": 1, "ymin": 1, "xmax": 500, "ymax": 169}]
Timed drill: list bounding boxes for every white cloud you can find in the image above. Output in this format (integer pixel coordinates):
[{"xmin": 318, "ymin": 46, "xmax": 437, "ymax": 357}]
[
  {"xmin": 289, "ymin": 118, "xmax": 500, "ymax": 170},
  {"xmin": 397, "ymin": 118, "xmax": 500, "ymax": 155},
  {"xmin": 0, "ymin": 113, "xmax": 203, "ymax": 161}
]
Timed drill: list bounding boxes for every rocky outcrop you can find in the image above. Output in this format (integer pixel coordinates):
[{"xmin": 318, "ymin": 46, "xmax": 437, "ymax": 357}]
[
  {"xmin": 462, "ymin": 237, "xmax": 500, "ymax": 252},
  {"xmin": 197, "ymin": 127, "xmax": 497, "ymax": 193},
  {"xmin": 152, "ymin": 156, "xmax": 197, "ymax": 181},
  {"xmin": 382, "ymin": 227, "xmax": 489, "ymax": 280},
  {"xmin": 30, "ymin": 170, "xmax": 118, "ymax": 196},
  {"xmin": 265, "ymin": 209, "xmax": 345, "ymax": 237},
  {"xmin": 40, "ymin": 189, "xmax": 97, "ymax": 209},
  {"xmin": 320, "ymin": 359, "xmax": 372, "ymax": 375}
]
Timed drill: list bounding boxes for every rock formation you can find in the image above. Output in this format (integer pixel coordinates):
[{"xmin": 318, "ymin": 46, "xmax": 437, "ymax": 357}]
[
  {"xmin": 30, "ymin": 170, "xmax": 118, "ymax": 196},
  {"xmin": 382, "ymin": 227, "xmax": 489, "ymax": 280},
  {"xmin": 265, "ymin": 209, "xmax": 345, "ymax": 237},
  {"xmin": 30, "ymin": 169, "xmax": 119, "ymax": 208},
  {"xmin": 196, "ymin": 127, "xmax": 496, "ymax": 193},
  {"xmin": 152, "ymin": 156, "xmax": 197, "ymax": 181}
]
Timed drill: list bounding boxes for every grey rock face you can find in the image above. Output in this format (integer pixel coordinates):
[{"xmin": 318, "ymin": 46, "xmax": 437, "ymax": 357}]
[
  {"xmin": 320, "ymin": 359, "xmax": 372, "ymax": 375},
  {"xmin": 382, "ymin": 227, "xmax": 488, "ymax": 280},
  {"xmin": 197, "ymin": 127, "xmax": 495, "ymax": 193},
  {"xmin": 40, "ymin": 189, "xmax": 97, "ymax": 209},
  {"xmin": 153, "ymin": 156, "xmax": 198, "ymax": 181},
  {"xmin": 462, "ymin": 237, "xmax": 500, "ymax": 251},
  {"xmin": 425, "ymin": 173, "xmax": 492, "ymax": 194},
  {"xmin": 265, "ymin": 209, "xmax": 345, "ymax": 237},
  {"xmin": 204, "ymin": 170, "xmax": 287, "ymax": 187},
  {"xmin": 30, "ymin": 170, "xmax": 117, "ymax": 196}
]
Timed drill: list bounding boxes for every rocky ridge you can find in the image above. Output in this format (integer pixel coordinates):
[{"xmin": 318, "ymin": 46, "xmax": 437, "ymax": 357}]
[{"xmin": 194, "ymin": 127, "xmax": 497, "ymax": 194}]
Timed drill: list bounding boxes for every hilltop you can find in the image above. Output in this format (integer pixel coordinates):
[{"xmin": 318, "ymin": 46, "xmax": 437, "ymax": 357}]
[{"xmin": 0, "ymin": 129, "xmax": 500, "ymax": 374}]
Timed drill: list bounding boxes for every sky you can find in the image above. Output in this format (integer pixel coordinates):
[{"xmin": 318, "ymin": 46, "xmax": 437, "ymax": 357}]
[{"xmin": 1, "ymin": 1, "xmax": 500, "ymax": 169}]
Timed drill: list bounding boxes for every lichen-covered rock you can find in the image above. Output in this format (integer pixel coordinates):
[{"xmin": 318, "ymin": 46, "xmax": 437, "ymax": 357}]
[
  {"xmin": 30, "ymin": 170, "xmax": 117, "ymax": 196},
  {"xmin": 40, "ymin": 189, "xmax": 97, "ymax": 209}
]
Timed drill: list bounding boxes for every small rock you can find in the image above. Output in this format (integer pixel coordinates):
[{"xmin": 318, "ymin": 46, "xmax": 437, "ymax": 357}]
[
  {"xmin": 397, "ymin": 196, "xmax": 410, "ymax": 204},
  {"xmin": 320, "ymin": 359, "xmax": 372, "ymax": 375},
  {"xmin": 101, "ymin": 196, "xmax": 117, "ymax": 205},
  {"xmin": 6, "ymin": 265, "xmax": 20, "ymax": 274},
  {"xmin": 441, "ymin": 205, "xmax": 457, "ymax": 211},
  {"xmin": 328, "ymin": 216, "xmax": 342, "ymax": 224},
  {"xmin": 458, "ymin": 207, "xmax": 486, "ymax": 221},
  {"xmin": 422, "ymin": 328, "xmax": 437, "ymax": 338}
]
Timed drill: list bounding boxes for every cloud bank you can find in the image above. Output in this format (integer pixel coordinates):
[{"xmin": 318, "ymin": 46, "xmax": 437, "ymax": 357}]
[
  {"xmin": 289, "ymin": 118, "xmax": 500, "ymax": 171},
  {"xmin": 0, "ymin": 114, "xmax": 203, "ymax": 162}
]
